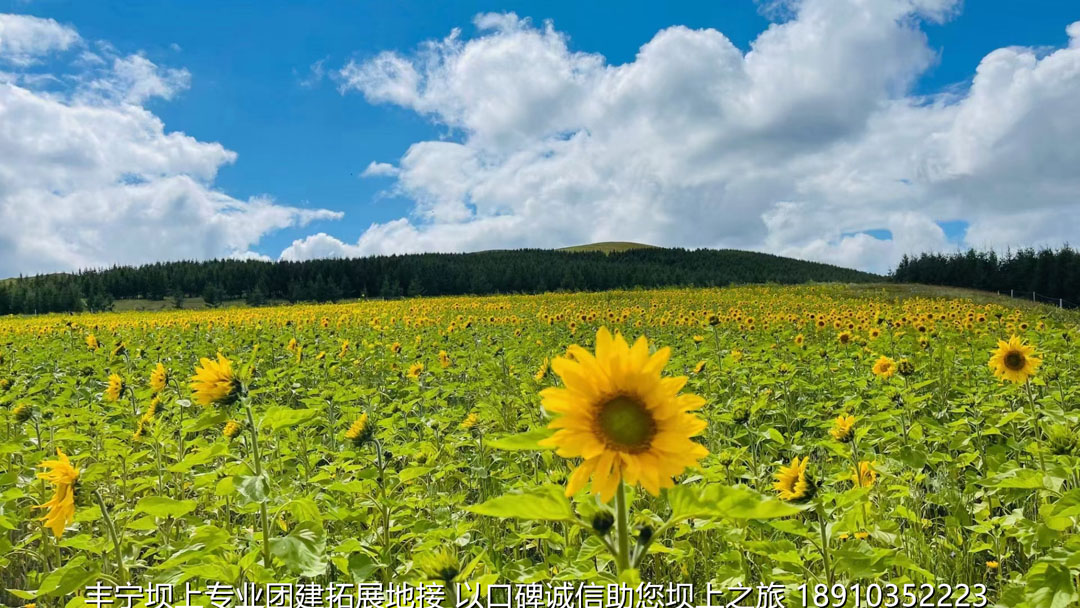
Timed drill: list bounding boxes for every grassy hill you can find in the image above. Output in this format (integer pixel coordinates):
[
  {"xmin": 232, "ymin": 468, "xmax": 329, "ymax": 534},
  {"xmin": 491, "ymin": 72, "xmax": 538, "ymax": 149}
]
[{"xmin": 558, "ymin": 241, "xmax": 658, "ymax": 253}]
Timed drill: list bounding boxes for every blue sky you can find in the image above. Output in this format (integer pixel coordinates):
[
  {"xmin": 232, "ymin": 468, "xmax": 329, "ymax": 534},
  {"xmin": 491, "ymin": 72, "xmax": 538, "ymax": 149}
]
[{"xmin": 2, "ymin": 0, "xmax": 1079, "ymax": 275}]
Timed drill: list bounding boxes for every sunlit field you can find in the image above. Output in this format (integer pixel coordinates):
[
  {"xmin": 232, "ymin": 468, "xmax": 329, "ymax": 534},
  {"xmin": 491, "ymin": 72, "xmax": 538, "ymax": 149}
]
[{"xmin": 1, "ymin": 285, "xmax": 1077, "ymax": 606}]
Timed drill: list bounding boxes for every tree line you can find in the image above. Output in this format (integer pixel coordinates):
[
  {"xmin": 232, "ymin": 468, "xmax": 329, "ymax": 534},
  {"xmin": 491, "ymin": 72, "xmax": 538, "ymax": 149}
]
[
  {"xmin": 0, "ymin": 248, "xmax": 878, "ymax": 314},
  {"xmin": 892, "ymin": 246, "xmax": 1080, "ymax": 306}
]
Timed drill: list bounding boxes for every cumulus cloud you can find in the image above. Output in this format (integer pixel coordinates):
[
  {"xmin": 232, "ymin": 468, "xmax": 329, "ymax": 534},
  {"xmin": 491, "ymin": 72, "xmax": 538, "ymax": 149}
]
[
  {"xmin": 321, "ymin": 0, "xmax": 1080, "ymax": 273},
  {"xmin": 360, "ymin": 161, "xmax": 399, "ymax": 178},
  {"xmin": 0, "ymin": 13, "xmax": 79, "ymax": 66},
  {"xmin": 0, "ymin": 13, "xmax": 342, "ymax": 277}
]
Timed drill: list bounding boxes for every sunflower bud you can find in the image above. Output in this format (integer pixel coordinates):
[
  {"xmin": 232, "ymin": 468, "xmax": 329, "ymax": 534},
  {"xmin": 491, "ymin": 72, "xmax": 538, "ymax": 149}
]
[
  {"xmin": 1046, "ymin": 425, "xmax": 1078, "ymax": 456},
  {"xmin": 717, "ymin": 449, "xmax": 735, "ymax": 467},
  {"xmin": 13, "ymin": 403, "xmax": 32, "ymax": 424},
  {"xmin": 897, "ymin": 359, "xmax": 915, "ymax": 377},
  {"xmin": 419, "ymin": 548, "xmax": 460, "ymax": 583},
  {"xmin": 637, "ymin": 525, "xmax": 653, "ymax": 544},
  {"xmin": 590, "ymin": 511, "xmax": 614, "ymax": 536},
  {"xmin": 731, "ymin": 404, "xmax": 750, "ymax": 424}
]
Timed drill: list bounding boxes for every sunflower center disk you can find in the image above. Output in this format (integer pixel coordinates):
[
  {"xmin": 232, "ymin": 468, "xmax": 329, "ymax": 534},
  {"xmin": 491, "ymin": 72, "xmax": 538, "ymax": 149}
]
[
  {"xmin": 597, "ymin": 395, "xmax": 656, "ymax": 452},
  {"xmin": 1004, "ymin": 352, "xmax": 1024, "ymax": 370}
]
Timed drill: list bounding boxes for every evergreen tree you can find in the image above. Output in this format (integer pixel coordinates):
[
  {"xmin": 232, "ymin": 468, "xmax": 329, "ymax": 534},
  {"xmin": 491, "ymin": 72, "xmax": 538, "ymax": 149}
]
[
  {"xmin": 245, "ymin": 284, "xmax": 268, "ymax": 307},
  {"xmin": 203, "ymin": 283, "xmax": 224, "ymax": 307},
  {"xmin": 406, "ymin": 276, "xmax": 424, "ymax": 297}
]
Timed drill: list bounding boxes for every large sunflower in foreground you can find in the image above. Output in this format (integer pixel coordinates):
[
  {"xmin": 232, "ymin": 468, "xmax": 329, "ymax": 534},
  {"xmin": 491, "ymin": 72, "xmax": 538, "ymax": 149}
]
[
  {"xmin": 538, "ymin": 327, "xmax": 708, "ymax": 501},
  {"xmin": 988, "ymin": 335, "xmax": 1041, "ymax": 384},
  {"xmin": 35, "ymin": 448, "xmax": 79, "ymax": 538},
  {"xmin": 190, "ymin": 354, "xmax": 243, "ymax": 406}
]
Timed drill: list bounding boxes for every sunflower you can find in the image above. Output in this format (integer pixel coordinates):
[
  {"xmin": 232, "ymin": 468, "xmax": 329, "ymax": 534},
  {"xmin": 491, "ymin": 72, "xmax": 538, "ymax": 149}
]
[
  {"xmin": 837, "ymin": 332, "xmax": 852, "ymax": 345},
  {"xmin": 134, "ymin": 398, "xmax": 156, "ymax": 440},
  {"xmin": 85, "ymin": 334, "xmax": 99, "ymax": 351},
  {"xmin": 408, "ymin": 362, "xmax": 424, "ymax": 379},
  {"xmin": 534, "ymin": 358, "xmax": 549, "ymax": 381},
  {"xmin": 150, "ymin": 362, "xmax": 169, "ymax": 393},
  {"xmin": 190, "ymin": 354, "xmax": 243, "ymax": 407},
  {"xmin": 35, "ymin": 448, "xmax": 79, "ymax": 538},
  {"xmin": 105, "ymin": 373, "xmax": 125, "ymax": 402},
  {"xmin": 988, "ymin": 335, "xmax": 1041, "ymax": 384},
  {"xmin": 852, "ymin": 460, "xmax": 877, "ymax": 488},
  {"xmin": 537, "ymin": 327, "xmax": 708, "ymax": 501},
  {"xmin": 692, "ymin": 360, "xmax": 706, "ymax": 374},
  {"xmin": 438, "ymin": 350, "xmax": 451, "ymax": 368},
  {"xmin": 345, "ymin": 412, "xmax": 373, "ymax": 446},
  {"xmin": 871, "ymin": 356, "xmax": 896, "ymax": 379},
  {"xmin": 460, "ymin": 412, "xmax": 479, "ymax": 430},
  {"xmin": 794, "ymin": 334, "xmax": 805, "ymax": 347},
  {"xmin": 829, "ymin": 415, "xmax": 856, "ymax": 442},
  {"xmin": 774, "ymin": 456, "xmax": 815, "ymax": 502},
  {"xmin": 223, "ymin": 419, "xmax": 243, "ymax": 439}
]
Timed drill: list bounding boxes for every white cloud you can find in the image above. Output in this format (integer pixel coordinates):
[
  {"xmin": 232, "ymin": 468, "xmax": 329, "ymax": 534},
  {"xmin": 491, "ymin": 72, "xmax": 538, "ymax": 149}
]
[
  {"xmin": 320, "ymin": 1, "xmax": 1080, "ymax": 274},
  {"xmin": 79, "ymin": 53, "xmax": 191, "ymax": 104},
  {"xmin": 297, "ymin": 57, "xmax": 327, "ymax": 88},
  {"xmin": 280, "ymin": 232, "xmax": 362, "ymax": 261},
  {"xmin": 0, "ymin": 14, "xmax": 79, "ymax": 66},
  {"xmin": 0, "ymin": 13, "xmax": 342, "ymax": 277},
  {"xmin": 360, "ymin": 161, "xmax": 399, "ymax": 178}
]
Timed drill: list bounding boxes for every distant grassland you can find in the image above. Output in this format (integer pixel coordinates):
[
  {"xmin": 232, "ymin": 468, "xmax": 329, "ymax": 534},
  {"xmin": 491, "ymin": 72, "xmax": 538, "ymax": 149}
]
[
  {"xmin": 99, "ymin": 283, "xmax": 1080, "ymax": 325},
  {"xmin": 558, "ymin": 241, "xmax": 658, "ymax": 253}
]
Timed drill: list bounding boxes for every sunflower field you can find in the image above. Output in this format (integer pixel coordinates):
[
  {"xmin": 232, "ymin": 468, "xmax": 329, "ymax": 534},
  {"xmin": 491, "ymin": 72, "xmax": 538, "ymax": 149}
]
[{"xmin": 0, "ymin": 285, "xmax": 1078, "ymax": 607}]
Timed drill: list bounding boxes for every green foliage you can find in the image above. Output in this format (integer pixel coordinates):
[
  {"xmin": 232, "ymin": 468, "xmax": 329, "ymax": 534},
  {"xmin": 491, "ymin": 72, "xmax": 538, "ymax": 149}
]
[
  {"xmin": 0, "ymin": 246, "xmax": 879, "ymax": 314},
  {"xmin": 893, "ymin": 246, "xmax": 1080, "ymax": 306}
]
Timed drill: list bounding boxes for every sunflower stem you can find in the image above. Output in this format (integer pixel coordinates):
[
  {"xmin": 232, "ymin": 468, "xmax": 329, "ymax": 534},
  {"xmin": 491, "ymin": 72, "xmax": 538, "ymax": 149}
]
[
  {"xmin": 1024, "ymin": 381, "xmax": 1048, "ymax": 480},
  {"xmin": 374, "ymin": 439, "xmax": 393, "ymax": 583},
  {"xmin": 94, "ymin": 488, "xmax": 127, "ymax": 582},
  {"xmin": 816, "ymin": 505, "xmax": 833, "ymax": 587},
  {"xmin": 244, "ymin": 401, "xmax": 273, "ymax": 570},
  {"xmin": 614, "ymin": 480, "xmax": 631, "ymax": 573}
]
